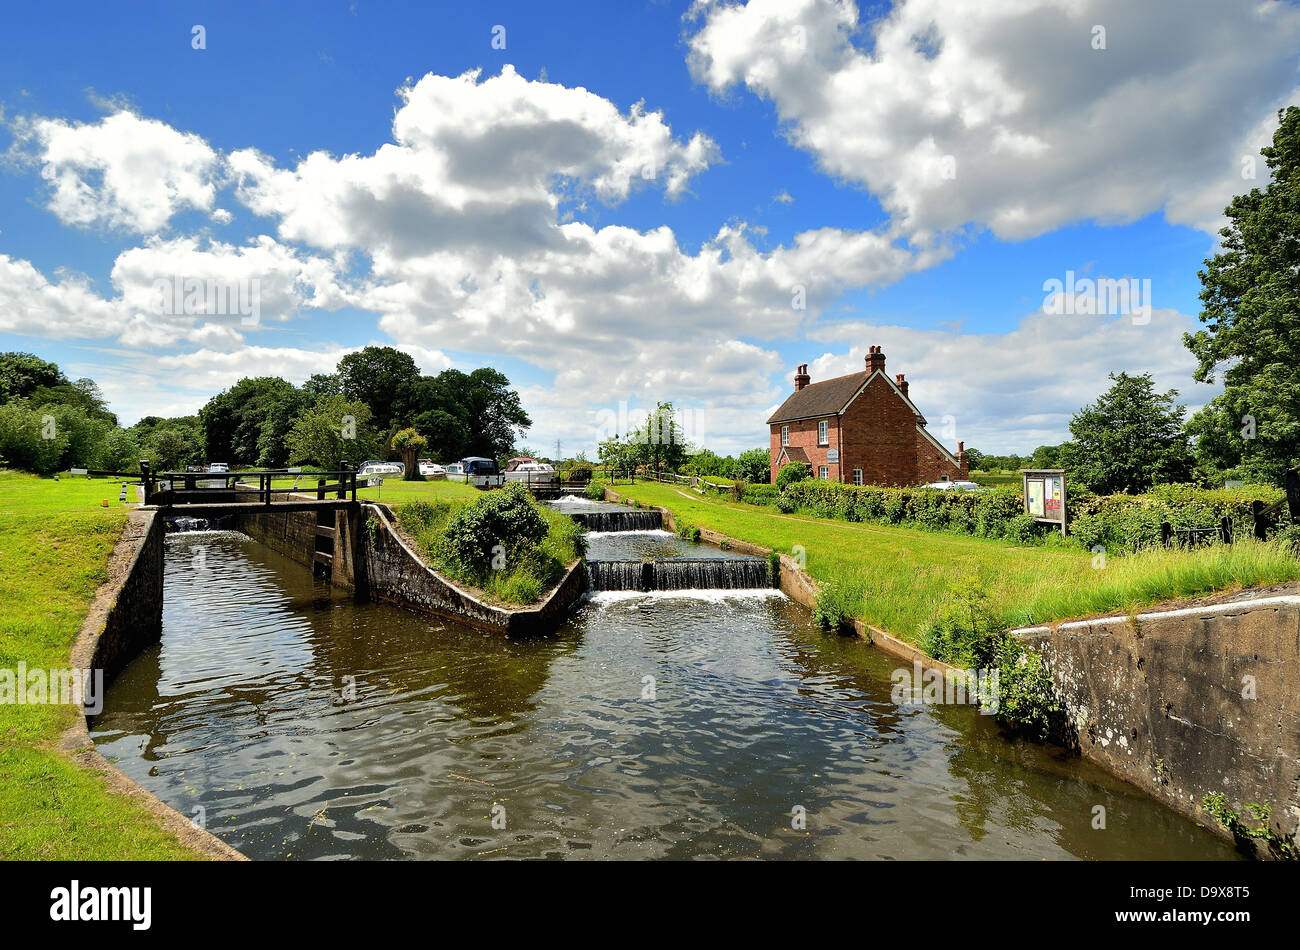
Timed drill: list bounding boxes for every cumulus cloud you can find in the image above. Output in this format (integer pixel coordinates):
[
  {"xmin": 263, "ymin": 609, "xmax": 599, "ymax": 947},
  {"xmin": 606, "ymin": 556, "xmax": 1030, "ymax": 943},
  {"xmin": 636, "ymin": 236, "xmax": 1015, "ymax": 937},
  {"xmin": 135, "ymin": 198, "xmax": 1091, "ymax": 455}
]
[
  {"xmin": 800, "ymin": 305, "xmax": 1216, "ymax": 453},
  {"xmin": 9, "ymin": 110, "xmax": 222, "ymax": 232},
  {"xmin": 687, "ymin": 0, "xmax": 1300, "ymax": 239}
]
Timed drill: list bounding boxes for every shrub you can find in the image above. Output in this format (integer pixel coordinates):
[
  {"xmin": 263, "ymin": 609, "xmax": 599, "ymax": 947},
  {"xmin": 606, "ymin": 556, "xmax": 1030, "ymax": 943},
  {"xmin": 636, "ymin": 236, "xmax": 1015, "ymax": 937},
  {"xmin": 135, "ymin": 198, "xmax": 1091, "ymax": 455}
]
[
  {"xmin": 440, "ymin": 483, "xmax": 548, "ymax": 578},
  {"xmin": 920, "ymin": 576, "xmax": 1064, "ymax": 741},
  {"xmin": 1002, "ymin": 512, "xmax": 1038, "ymax": 543},
  {"xmin": 775, "ymin": 461, "xmax": 812, "ymax": 491},
  {"xmin": 776, "ymin": 492, "xmax": 796, "ymax": 513},
  {"xmin": 566, "ymin": 461, "xmax": 594, "ymax": 483},
  {"xmin": 742, "ymin": 484, "xmax": 780, "ymax": 506},
  {"xmin": 584, "ymin": 478, "xmax": 607, "ymax": 500},
  {"xmin": 675, "ymin": 516, "xmax": 701, "ymax": 542}
]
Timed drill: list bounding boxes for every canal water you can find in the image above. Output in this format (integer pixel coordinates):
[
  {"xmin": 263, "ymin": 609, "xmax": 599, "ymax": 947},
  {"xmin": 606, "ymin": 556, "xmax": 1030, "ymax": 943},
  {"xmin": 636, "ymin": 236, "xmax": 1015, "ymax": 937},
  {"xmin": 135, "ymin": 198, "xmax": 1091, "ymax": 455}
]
[{"xmin": 91, "ymin": 530, "xmax": 1238, "ymax": 860}]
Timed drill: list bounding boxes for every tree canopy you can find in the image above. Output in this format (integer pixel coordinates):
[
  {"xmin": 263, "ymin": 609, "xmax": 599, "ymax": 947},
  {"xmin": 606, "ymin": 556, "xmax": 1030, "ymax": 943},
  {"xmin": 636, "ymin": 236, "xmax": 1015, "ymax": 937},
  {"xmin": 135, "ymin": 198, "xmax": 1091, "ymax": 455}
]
[{"xmin": 1184, "ymin": 105, "xmax": 1300, "ymax": 484}]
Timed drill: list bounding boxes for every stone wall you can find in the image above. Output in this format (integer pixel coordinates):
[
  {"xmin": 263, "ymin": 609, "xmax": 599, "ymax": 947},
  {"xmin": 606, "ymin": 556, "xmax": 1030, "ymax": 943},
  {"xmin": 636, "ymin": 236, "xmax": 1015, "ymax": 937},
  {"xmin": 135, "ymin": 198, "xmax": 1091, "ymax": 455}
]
[
  {"xmin": 66, "ymin": 508, "xmax": 244, "ymax": 860},
  {"xmin": 73, "ymin": 509, "xmax": 164, "ymax": 684},
  {"xmin": 1013, "ymin": 595, "xmax": 1300, "ymax": 854}
]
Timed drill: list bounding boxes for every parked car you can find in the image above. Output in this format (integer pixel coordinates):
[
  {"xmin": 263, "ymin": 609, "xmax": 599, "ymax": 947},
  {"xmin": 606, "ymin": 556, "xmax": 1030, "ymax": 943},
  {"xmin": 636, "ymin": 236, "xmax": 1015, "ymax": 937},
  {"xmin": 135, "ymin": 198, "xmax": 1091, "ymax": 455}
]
[
  {"xmin": 925, "ymin": 478, "xmax": 982, "ymax": 491},
  {"xmin": 446, "ymin": 456, "xmax": 505, "ymax": 489}
]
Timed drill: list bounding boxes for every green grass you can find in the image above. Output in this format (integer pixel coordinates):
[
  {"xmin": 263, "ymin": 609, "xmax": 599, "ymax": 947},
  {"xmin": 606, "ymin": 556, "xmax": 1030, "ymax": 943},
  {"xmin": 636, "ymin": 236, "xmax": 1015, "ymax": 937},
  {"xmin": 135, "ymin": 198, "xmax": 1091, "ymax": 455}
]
[
  {"xmin": 968, "ymin": 470, "xmax": 1022, "ymax": 488},
  {"xmin": 609, "ymin": 480, "xmax": 1300, "ymax": 642},
  {"xmin": 0, "ymin": 470, "xmax": 199, "ymax": 859}
]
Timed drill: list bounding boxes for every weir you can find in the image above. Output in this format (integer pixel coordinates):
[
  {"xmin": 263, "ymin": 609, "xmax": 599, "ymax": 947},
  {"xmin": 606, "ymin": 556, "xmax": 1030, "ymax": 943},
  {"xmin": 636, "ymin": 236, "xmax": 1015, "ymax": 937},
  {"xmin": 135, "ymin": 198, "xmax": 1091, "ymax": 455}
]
[
  {"xmin": 589, "ymin": 557, "xmax": 772, "ymax": 592},
  {"xmin": 571, "ymin": 509, "xmax": 663, "ymax": 532}
]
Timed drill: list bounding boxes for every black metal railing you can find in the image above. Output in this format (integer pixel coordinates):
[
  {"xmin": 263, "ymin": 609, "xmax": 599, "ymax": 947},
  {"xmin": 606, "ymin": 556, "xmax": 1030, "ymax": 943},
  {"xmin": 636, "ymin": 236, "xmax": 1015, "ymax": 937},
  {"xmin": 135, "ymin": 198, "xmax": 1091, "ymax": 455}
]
[{"xmin": 140, "ymin": 461, "xmax": 360, "ymax": 506}]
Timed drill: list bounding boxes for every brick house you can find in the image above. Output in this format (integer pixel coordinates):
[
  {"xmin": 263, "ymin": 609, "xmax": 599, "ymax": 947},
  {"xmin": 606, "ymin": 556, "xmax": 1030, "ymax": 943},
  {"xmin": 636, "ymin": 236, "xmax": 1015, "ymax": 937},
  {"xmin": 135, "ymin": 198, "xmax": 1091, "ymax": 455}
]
[{"xmin": 767, "ymin": 346, "xmax": 967, "ymax": 486}]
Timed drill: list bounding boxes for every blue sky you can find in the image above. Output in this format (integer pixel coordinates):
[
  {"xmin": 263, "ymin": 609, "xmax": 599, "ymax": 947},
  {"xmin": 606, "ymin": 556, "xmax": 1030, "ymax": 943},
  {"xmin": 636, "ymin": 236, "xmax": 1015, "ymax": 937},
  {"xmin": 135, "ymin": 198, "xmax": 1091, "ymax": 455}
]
[{"xmin": 1, "ymin": 0, "xmax": 1296, "ymax": 454}]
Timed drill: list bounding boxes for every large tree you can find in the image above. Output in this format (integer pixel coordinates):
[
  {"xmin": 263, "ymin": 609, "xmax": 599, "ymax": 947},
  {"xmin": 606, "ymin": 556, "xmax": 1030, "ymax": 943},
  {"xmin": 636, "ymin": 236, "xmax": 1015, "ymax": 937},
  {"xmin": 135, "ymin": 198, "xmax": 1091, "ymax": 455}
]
[
  {"xmin": 336, "ymin": 346, "xmax": 421, "ymax": 434},
  {"xmin": 1058, "ymin": 372, "xmax": 1194, "ymax": 494},
  {"xmin": 1184, "ymin": 105, "xmax": 1300, "ymax": 484},
  {"xmin": 199, "ymin": 377, "xmax": 307, "ymax": 466},
  {"xmin": 0, "ymin": 352, "xmax": 66, "ymax": 401},
  {"xmin": 285, "ymin": 395, "xmax": 379, "ymax": 469}
]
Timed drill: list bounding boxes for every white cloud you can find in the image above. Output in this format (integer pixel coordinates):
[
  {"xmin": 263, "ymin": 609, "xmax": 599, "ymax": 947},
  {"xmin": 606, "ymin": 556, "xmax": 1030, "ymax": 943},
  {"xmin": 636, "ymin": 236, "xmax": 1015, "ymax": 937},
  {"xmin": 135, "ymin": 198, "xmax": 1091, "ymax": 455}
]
[
  {"xmin": 10, "ymin": 110, "xmax": 221, "ymax": 232},
  {"xmin": 687, "ymin": 0, "xmax": 1300, "ymax": 239},
  {"xmin": 801, "ymin": 305, "xmax": 1216, "ymax": 453}
]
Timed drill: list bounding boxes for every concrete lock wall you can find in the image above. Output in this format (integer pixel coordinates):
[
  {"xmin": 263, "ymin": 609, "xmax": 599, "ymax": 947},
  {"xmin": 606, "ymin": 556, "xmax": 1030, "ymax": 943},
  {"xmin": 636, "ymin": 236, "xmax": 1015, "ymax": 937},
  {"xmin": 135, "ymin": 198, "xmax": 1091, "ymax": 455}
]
[
  {"xmin": 1014, "ymin": 595, "xmax": 1300, "ymax": 853},
  {"xmin": 67, "ymin": 507, "xmax": 245, "ymax": 860},
  {"xmin": 76, "ymin": 509, "xmax": 165, "ymax": 684}
]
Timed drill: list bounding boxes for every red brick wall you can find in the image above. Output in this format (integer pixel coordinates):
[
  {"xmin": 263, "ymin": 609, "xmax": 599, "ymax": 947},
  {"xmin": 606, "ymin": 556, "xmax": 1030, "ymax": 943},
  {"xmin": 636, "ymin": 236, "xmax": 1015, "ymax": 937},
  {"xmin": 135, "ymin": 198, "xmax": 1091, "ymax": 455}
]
[
  {"xmin": 769, "ymin": 415, "xmax": 838, "ymax": 483},
  {"xmin": 839, "ymin": 375, "xmax": 919, "ymax": 486},
  {"xmin": 915, "ymin": 427, "xmax": 964, "ymax": 484},
  {"xmin": 769, "ymin": 373, "xmax": 966, "ymax": 487}
]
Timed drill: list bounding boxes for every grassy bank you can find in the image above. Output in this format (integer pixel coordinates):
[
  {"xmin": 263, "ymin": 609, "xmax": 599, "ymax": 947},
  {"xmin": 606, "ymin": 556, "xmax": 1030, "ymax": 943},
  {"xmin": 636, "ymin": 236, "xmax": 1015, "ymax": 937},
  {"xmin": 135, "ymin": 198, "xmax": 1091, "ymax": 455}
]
[
  {"xmin": 392, "ymin": 483, "xmax": 584, "ymax": 605},
  {"xmin": 609, "ymin": 480, "xmax": 1300, "ymax": 641},
  {"xmin": 0, "ymin": 470, "xmax": 198, "ymax": 859}
]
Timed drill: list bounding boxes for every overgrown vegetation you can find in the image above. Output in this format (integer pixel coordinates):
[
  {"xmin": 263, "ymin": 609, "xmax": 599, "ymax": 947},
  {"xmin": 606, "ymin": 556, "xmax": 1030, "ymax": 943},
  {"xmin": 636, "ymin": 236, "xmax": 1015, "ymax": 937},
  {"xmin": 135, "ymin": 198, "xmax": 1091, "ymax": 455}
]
[
  {"xmin": 395, "ymin": 483, "xmax": 584, "ymax": 605},
  {"xmin": 1202, "ymin": 793, "xmax": 1297, "ymax": 861},
  {"xmin": 919, "ymin": 576, "xmax": 1064, "ymax": 740}
]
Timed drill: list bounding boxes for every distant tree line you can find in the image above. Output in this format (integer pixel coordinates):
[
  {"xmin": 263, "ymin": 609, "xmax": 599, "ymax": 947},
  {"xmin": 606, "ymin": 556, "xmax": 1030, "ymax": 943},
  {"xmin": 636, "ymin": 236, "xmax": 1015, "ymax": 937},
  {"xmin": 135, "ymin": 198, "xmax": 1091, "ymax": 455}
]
[{"xmin": 0, "ymin": 346, "xmax": 532, "ymax": 475}]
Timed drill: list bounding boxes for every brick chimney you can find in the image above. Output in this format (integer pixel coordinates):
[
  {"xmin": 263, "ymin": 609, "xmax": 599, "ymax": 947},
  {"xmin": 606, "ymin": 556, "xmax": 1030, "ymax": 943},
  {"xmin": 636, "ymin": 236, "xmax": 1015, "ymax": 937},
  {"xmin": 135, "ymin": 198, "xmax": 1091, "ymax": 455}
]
[
  {"xmin": 866, "ymin": 345, "xmax": 886, "ymax": 375},
  {"xmin": 895, "ymin": 373, "xmax": 908, "ymax": 397},
  {"xmin": 794, "ymin": 363, "xmax": 811, "ymax": 392}
]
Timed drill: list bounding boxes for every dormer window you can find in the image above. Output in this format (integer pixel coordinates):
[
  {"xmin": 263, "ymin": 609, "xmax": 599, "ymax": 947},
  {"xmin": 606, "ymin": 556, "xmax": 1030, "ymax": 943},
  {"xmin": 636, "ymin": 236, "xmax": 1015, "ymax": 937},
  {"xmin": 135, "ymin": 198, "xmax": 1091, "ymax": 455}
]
[{"xmin": 818, "ymin": 419, "xmax": 829, "ymax": 445}]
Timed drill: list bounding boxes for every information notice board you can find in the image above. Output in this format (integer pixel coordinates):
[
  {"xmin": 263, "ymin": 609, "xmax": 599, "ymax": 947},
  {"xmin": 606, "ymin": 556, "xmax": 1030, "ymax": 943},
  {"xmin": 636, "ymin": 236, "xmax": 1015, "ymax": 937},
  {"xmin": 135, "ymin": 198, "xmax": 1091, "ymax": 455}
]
[{"xmin": 1021, "ymin": 468, "xmax": 1067, "ymax": 535}]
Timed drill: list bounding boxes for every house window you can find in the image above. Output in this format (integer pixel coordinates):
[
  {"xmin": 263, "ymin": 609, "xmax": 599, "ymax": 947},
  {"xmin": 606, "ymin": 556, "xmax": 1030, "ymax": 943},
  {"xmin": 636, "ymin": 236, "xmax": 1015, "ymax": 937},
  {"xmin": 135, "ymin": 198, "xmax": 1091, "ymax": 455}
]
[
  {"xmin": 819, "ymin": 466, "xmax": 829, "ymax": 480},
  {"xmin": 853, "ymin": 468, "xmax": 863, "ymax": 486},
  {"xmin": 817, "ymin": 419, "xmax": 829, "ymax": 445},
  {"xmin": 780, "ymin": 425, "xmax": 789, "ymax": 446}
]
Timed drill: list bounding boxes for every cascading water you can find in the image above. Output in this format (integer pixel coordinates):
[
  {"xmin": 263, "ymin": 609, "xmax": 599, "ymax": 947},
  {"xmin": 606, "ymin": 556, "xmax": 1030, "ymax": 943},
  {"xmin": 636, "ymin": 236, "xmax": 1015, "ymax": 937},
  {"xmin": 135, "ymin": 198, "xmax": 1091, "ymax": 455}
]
[
  {"xmin": 572, "ymin": 510, "xmax": 663, "ymax": 532},
  {"xmin": 164, "ymin": 515, "xmax": 233, "ymax": 533},
  {"xmin": 588, "ymin": 557, "xmax": 772, "ymax": 592}
]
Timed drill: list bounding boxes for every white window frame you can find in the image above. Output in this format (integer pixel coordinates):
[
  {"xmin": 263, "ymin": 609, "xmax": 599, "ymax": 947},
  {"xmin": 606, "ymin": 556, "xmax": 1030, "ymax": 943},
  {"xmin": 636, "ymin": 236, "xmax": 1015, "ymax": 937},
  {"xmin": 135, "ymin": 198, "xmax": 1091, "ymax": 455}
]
[
  {"xmin": 853, "ymin": 468, "xmax": 863, "ymax": 486},
  {"xmin": 819, "ymin": 465, "xmax": 830, "ymax": 480},
  {"xmin": 780, "ymin": 425, "xmax": 789, "ymax": 446},
  {"xmin": 817, "ymin": 419, "xmax": 829, "ymax": 445}
]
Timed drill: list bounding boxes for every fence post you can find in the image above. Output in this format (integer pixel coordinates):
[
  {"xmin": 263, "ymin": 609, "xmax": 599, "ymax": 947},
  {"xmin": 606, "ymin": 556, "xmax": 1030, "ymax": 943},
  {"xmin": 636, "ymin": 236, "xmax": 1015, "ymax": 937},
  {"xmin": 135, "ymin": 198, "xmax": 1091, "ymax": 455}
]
[
  {"xmin": 1287, "ymin": 467, "xmax": 1300, "ymax": 523},
  {"xmin": 1160, "ymin": 521, "xmax": 1172, "ymax": 548},
  {"xmin": 1220, "ymin": 516, "xmax": 1232, "ymax": 545},
  {"xmin": 1252, "ymin": 500, "xmax": 1267, "ymax": 540},
  {"xmin": 317, "ymin": 477, "xmax": 326, "ymax": 501}
]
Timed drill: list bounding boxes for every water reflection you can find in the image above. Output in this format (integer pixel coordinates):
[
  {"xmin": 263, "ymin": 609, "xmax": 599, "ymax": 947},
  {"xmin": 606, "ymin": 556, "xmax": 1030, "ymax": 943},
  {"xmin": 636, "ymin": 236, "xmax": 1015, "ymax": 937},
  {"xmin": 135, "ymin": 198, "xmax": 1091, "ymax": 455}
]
[{"xmin": 91, "ymin": 532, "xmax": 1237, "ymax": 861}]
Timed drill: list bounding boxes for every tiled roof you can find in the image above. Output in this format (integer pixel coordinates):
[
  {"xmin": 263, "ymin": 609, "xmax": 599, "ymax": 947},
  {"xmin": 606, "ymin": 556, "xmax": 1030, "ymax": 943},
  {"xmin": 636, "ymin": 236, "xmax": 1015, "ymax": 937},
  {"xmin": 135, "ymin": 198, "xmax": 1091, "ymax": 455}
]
[
  {"xmin": 766, "ymin": 371, "xmax": 870, "ymax": 424},
  {"xmin": 777, "ymin": 445, "xmax": 810, "ymax": 464}
]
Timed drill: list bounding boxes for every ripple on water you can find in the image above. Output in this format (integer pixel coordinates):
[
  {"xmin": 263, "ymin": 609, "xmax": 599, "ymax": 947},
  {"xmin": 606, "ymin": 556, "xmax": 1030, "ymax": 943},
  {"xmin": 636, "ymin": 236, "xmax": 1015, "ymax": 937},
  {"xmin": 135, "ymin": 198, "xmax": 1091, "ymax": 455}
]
[{"xmin": 90, "ymin": 532, "xmax": 1240, "ymax": 861}]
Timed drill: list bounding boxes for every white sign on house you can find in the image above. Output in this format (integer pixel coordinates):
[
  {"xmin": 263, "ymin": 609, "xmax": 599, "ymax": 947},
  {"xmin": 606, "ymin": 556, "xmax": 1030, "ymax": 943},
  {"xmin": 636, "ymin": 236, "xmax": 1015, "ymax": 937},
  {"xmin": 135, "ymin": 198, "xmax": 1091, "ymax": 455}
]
[{"xmin": 826, "ymin": 450, "xmax": 840, "ymax": 463}]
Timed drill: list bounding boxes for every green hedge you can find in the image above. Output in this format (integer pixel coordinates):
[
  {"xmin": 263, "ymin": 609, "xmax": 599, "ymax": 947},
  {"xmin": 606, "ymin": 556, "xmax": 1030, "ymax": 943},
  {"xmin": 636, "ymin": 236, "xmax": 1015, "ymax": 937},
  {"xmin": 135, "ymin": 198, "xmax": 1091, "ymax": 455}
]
[
  {"xmin": 780, "ymin": 480, "xmax": 1027, "ymax": 540},
  {"xmin": 1067, "ymin": 483, "xmax": 1285, "ymax": 553},
  {"xmin": 773, "ymin": 479, "xmax": 1287, "ymax": 553}
]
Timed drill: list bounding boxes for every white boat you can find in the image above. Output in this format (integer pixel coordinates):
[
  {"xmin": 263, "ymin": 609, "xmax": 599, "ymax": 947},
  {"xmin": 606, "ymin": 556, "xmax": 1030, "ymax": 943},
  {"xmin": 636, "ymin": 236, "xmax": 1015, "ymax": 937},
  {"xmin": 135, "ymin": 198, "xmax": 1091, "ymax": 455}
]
[
  {"xmin": 358, "ymin": 460, "xmax": 404, "ymax": 479},
  {"xmin": 503, "ymin": 460, "xmax": 556, "ymax": 483},
  {"xmin": 418, "ymin": 459, "xmax": 446, "ymax": 478}
]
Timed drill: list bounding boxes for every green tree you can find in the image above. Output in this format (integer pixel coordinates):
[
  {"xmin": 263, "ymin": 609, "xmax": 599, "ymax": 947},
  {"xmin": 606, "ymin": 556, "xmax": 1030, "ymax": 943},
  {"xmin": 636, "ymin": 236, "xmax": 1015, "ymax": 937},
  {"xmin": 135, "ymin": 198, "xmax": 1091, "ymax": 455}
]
[
  {"xmin": 1184, "ymin": 106, "xmax": 1300, "ymax": 484},
  {"xmin": 1058, "ymin": 372, "xmax": 1194, "ymax": 494},
  {"xmin": 391, "ymin": 427, "xmax": 428, "ymax": 480},
  {"xmin": 337, "ymin": 346, "xmax": 421, "ymax": 433},
  {"xmin": 286, "ymin": 396, "xmax": 378, "ymax": 469},
  {"xmin": 199, "ymin": 377, "xmax": 307, "ymax": 466},
  {"xmin": 735, "ymin": 448, "xmax": 771, "ymax": 483},
  {"xmin": 0, "ymin": 352, "xmax": 66, "ymax": 401}
]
